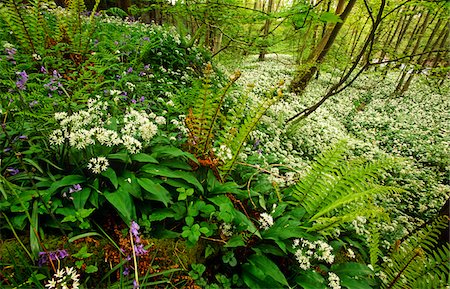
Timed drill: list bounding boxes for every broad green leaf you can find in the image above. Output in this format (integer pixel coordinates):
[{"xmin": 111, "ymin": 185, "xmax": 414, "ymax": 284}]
[
  {"xmin": 108, "ymin": 152, "xmax": 131, "ymax": 163},
  {"xmin": 104, "ymin": 188, "xmax": 136, "ymax": 224},
  {"xmin": 137, "ymin": 178, "xmax": 172, "ymax": 206},
  {"xmin": 101, "ymin": 168, "xmax": 118, "ymax": 189},
  {"xmin": 30, "ymin": 200, "xmax": 40, "ymax": 259},
  {"xmin": 340, "ymin": 276, "xmax": 372, "ymax": 289},
  {"xmin": 331, "ymin": 262, "xmax": 373, "ymax": 277},
  {"xmin": 295, "ymin": 270, "xmax": 326, "ymax": 289},
  {"xmin": 148, "ymin": 209, "xmax": 176, "ymax": 221},
  {"xmin": 131, "ymin": 153, "xmax": 158, "ymax": 163},
  {"xmin": 141, "ymin": 164, "xmax": 203, "ymax": 193},
  {"xmin": 119, "ymin": 171, "xmax": 142, "ymax": 199},
  {"xmin": 47, "ymin": 175, "xmax": 85, "ymax": 195},
  {"xmin": 72, "ymin": 188, "xmax": 91, "ymax": 210},
  {"xmin": 151, "ymin": 145, "xmax": 198, "ymax": 164},
  {"xmin": 248, "ymin": 254, "xmax": 289, "ymax": 286}
]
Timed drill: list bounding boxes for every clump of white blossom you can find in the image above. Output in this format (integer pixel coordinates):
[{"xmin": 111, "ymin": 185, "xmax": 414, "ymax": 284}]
[
  {"xmin": 49, "ymin": 97, "xmax": 161, "ymax": 155},
  {"xmin": 292, "ymin": 238, "xmax": 335, "ymax": 270},
  {"xmin": 328, "ymin": 272, "xmax": 341, "ymax": 289},
  {"xmin": 45, "ymin": 267, "xmax": 80, "ymax": 289},
  {"xmin": 258, "ymin": 212, "xmax": 274, "ymax": 230},
  {"xmin": 87, "ymin": 157, "xmax": 110, "ymax": 174}
]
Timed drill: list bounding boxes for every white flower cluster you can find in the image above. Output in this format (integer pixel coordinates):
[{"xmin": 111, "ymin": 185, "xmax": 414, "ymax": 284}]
[
  {"xmin": 45, "ymin": 267, "xmax": 80, "ymax": 289},
  {"xmin": 258, "ymin": 212, "xmax": 274, "ymax": 230},
  {"xmin": 328, "ymin": 272, "xmax": 341, "ymax": 289},
  {"xmin": 49, "ymin": 97, "xmax": 160, "ymax": 155},
  {"xmin": 292, "ymin": 238, "xmax": 335, "ymax": 270},
  {"xmin": 87, "ymin": 157, "xmax": 109, "ymax": 174},
  {"xmin": 351, "ymin": 216, "xmax": 368, "ymax": 235},
  {"xmin": 213, "ymin": 144, "xmax": 233, "ymax": 162},
  {"xmin": 220, "ymin": 223, "xmax": 235, "ymax": 237}
]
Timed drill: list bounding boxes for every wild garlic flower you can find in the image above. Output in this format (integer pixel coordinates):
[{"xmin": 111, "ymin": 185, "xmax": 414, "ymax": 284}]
[
  {"xmin": 328, "ymin": 272, "xmax": 341, "ymax": 289},
  {"xmin": 347, "ymin": 248, "xmax": 356, "ymax": 259},
  {"xmin": 45, "ymin": 267, "xmax": 80, "ymax": 289},
  {"xmin": 258, "ymin": 212, "xmax": 274, "ymax": 230},
  {"xmin": 213, "ymin": 144, "xmax": 233, "ymax": 162},
  {"xmin": 292, "ymin": 238, "xmax": 335, "ymax": 270},
  {"xmin": 122, "ymin": 135, "xmax": 142, "ymax": 154},
  {"xmin": 87, "ymin": 157, "xmax": 109, "ymax": 174},
  {"xmin": 220, "ymin": 223, "xmax": 234, "ymax": 237}
]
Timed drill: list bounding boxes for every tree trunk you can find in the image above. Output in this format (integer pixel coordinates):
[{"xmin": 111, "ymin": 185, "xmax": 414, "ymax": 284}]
[
  {"xmin": 290, "ymin": 0, "xmax": 357, "ymax": 94},
  {"xmin": 258, "ymin": 0, "xmax": 274, "ymax": 60}
]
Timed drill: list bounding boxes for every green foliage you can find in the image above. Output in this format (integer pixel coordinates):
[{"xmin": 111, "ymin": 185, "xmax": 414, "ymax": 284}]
[
  {"xmin": 291, "ymin": 140, "xmax": 397, "ymax": 233},
  {"xmin": 380, "ymin": 216, "xmax": 450, "ymax": 289}
]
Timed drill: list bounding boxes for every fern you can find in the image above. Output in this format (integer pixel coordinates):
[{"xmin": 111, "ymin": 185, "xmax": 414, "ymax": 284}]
[
  {"xmin": 220, "ymin": 83, "xmax": 284, "ymax": 177},
  {"xmin": 381, "ymin": 216, "xmax": 449, "ymax": 289},
  {"xmin": 292, "ymin": 141, "xmax": 400, "ymax": 225},
  {"xmin": 368, "ymin": 223, "xmax": 382, "ymax": 269}
]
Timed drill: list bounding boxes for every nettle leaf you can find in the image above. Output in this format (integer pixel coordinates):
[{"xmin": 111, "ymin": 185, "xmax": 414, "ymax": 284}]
[
  {"xmin": 104, "ymin": 188, "xmax": 136, "ymax": 224},
  {"xmin": 137, "ymin": 177, "xmax": 172, "ymax": 206}
]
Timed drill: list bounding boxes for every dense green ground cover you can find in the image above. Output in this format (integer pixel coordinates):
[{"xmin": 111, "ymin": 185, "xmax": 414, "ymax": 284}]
[{"xmin": 0, "ymin": 5, "xmax": 449, "ymax": 289}]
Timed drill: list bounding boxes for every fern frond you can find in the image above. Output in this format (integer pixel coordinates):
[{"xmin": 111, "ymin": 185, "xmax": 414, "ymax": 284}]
[
  {"xmin": 368, "ymin": 223, "xmax": 381, "ymax": 269},
  {"xmin": 221, "ymin": 85, "xmax": 284, "ymax": 177},
  {"xmin": 381, "ymin": 216, "xmax": 449, "ymax": 289},
  {"xmin": 292, "ymin": 141, "xmax": 398, "ymax": 222}
]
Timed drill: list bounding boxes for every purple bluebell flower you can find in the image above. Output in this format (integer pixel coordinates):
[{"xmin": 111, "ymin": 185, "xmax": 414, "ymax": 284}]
[
  {"xmin": 131, "ymin": 99, "xmax": 137, "ymax": 104},
  {"xmin": 40, "ymin": 66, "xmax": 47, "ymax": 74},
  {"xmin": 16, "ymin": 71, "xmax": 28, "ymax": 90},
  {"xmin": 143, "ymin": 37, "xmax": 150, "ymax": 41},
  {"xmin": 6, "ymin": 167, "xmax": 19, "ymax": 176},
  {"xmin": 143, "ymin": 64, "xmax": 150, "ymax": 70},
  {"xmin": 123, "ymin": 267, "xmax": 130, "ymax": 276},
  {"xmin": 139, "ymin": 96, "xmax": 145, "ymax": 103},
  {"xmin": 37, "ymin": 249, "xmax": 68, "ymax": 266},
  {"xmin": 253, "ymin": 139, "xmax": 260, "ymax": 150},
  {"xmin": 134, "ymin": 244, "xmax": 147, "ymax": 256},
  {"xmin": 114, "ymin": 41, "xmax": 119, "ymax": 46},
  {"xmin": 130, "ymin": 221, "xmax": 141, "ymax": 243},
  {"xmin": 139, "ymin": 71, "xmax": 146, "ymax": 77},
  {"xmin": 127, "ymin": 67, "xmax": 133, "ymax": 74},
  {"xmin": 18, "ymin": 135, "xmax": 27, "ymax": 140},
  {"xmin": 5, "ymin": 47, "xmax": 16, "ymax": 63},
  {"xmin": 29, "ymin": 100, "xmax": 39, "ymax": 107},
  {"xmin": 133, "ymin": 280, "xmax": 139, "ymax": 289},
  {"xmin": 93, "ymin": 39, "xmax": 99, "ymax": 45},
  {"xmin": 3, "ymin": 147, "xmax": 12, "ymax": 153},
  {"xmin": 68, "ymin": 184, "xmax": 82, "ymax": 194}
]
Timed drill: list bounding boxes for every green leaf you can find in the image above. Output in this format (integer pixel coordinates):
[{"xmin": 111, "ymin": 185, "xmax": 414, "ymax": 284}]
[
  {"xmin": 73, "ymin": 246, "xmax": 93, "ymax": 259},
  {"xmin": 225, "ymin": 235, "xmax": 245, "ymax": 248},
  {"xmin": 101, "ymin": 168, "xmax": 118, "ymax": 189},
  {"xmin": 131, "ymin": 153, "xmax": 158, "ymax": 163},
  {"xmin": 340, "ymin": 275, "xmax": 372, "ymax": 289},
  {"xmin": 72, "ymin": 188, "xmax": 91, "ymax": 210},
  {"xmin": 47, "ymin": 175, "xmax": 85, "ymax": 195},
  {"xmin": 248, "ymin": 254, "xmax": 288, "ymax": 286},
  {"xmin": 152, "ymin": 145, "xmax": 198, "ymax": 164},
  {"xmin": 85, "ymin": 265, "xmax": 98, "ymax": 273},
  {"xmin": 137, "ymin": 178, "xmax": 172, "ymax": 206},
  {"xmin": 30, "ymin": 200, "xmax": 40, "ymax": 259},
  {"xmin": 295, "ymin": 270, "xmax": 326, "ymax": 289},
  {"xmin": 104, "ymin": 188, "xmax": 136, "ymax": 224},
  {"xmin": 331, "ymin": 262, "xmax": 373, "ymax": 277},
  {"xmin": 108, "ymin": 152, "xmax": 131, "ymax": 163},
  {"xmin": 320, "ymin": 11, "xmax": 342, "ymax": 23},
  {"xmin": 148, "ymin": 209, "xmax": 176, "ymax": 221},
  {"xmin": 141, "ymin": 164, "xmax": 203, "ymax": 193}
]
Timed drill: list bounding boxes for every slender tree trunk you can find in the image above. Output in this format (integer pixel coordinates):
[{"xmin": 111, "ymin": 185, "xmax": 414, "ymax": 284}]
[
  {"xmin": 259, "ymin": 0, "xmax": 274, "ymax": 60},
  {"xmin": 290, "ymin": 0, "xmax": 357, "ymax": 94}
]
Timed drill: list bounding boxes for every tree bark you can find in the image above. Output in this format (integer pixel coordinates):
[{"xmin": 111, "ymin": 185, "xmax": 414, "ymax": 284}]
[{"xmin": 290, "ymin": 0, "xmax": 357, "ymax": 94}]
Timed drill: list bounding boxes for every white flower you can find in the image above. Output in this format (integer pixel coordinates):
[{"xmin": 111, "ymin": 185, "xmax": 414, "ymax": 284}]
[
  {"xmin": 126, "ymin": 82, "xmax": 136, "ymax": 91},
  {"xmin": 328, "ymin": 272, "xmax": 341, "ymax": 289},
  {"xmin": 122, "ymin": 135, "xmax": 142, "ymax": 154},
  {"xmin": 45, "ymin": 267, "xmax": 80, "ymax": 289},
  {"xmin": 88, "ymin": 157, "xmax": 109, "ymax": 174},
  {"xmin": 45, "ymin": 278, "xmax": 57, "ymax": 288},
  {"xmin": 294, "ymin": 249, "xmax": 311, "ymax": 270},
  {"xmin": 347, "ymin": 248, "xmax": 356, "ymax": 259},
  {"xmin": 155, "ymin": 116, "xmax": 166, "ymax": 125},
  {"xmin": 258, "ymin": 212, "xmax": 274, "ymax": 230}
]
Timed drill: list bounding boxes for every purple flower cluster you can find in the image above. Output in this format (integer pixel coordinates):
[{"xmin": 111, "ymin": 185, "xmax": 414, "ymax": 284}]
[
  {"xmin": 5, "ymin": 47, "xmax": 16, "ymax": 64},
  {"xmin": 44, "ymin": 70, "xmax": 62, "ymax": 93},
  {"xmin": 16, "ymin": 71, "xmax": 28, "ymax": 90},
  {"xmin": 130, "ymin": 221, "xmax": 147, "ymax": 256},
  {"xmin": 62, "ymin": 184, "xmax": 82, "ymax": 199},
  {"xmin": 38, "ymin": 249, "xmax": 69, "ymax": 266},
  {"xmin": 6, "ymin": 167, "xmax": 19, "ymax": 176}
]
